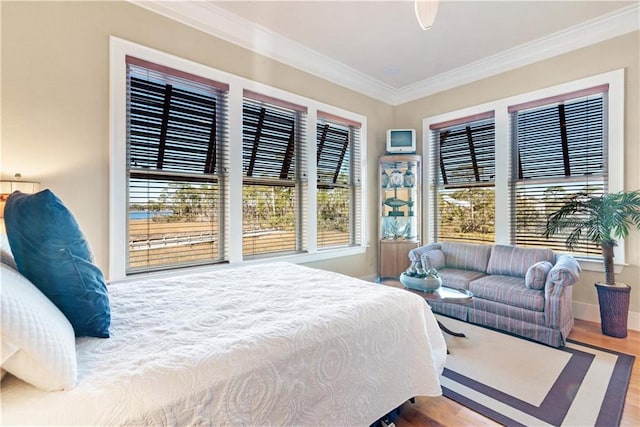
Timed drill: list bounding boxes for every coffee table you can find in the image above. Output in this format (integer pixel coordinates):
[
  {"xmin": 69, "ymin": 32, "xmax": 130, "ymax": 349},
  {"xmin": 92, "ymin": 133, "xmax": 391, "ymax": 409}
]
[{"xmin": 381, "ymin": 280, "xmax": 473, "ymax": 337}]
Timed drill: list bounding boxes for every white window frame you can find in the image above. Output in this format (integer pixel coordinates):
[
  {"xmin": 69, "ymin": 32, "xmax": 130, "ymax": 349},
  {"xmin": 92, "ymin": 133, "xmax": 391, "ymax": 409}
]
[
  {"xmin": 109, "ymin": 37, "xmax": 367, "ymax": 281},
  {"xmin": 422, "ymin": 69, "xmax": 625, "ymax": 273}
]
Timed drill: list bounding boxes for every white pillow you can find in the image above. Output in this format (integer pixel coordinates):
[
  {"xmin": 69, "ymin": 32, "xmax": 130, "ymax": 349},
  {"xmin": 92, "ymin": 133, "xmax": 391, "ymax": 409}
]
[
  {"xmin": 0, "ymin": 232, "xmax": 17, "ymax": 269},
  {"xmin": 1, "ymin": 338, "xmax": 18, "ymax": 382},
  {"xmin": 0, "ymin": 263, "xmax": 77, "ymax": 390}
]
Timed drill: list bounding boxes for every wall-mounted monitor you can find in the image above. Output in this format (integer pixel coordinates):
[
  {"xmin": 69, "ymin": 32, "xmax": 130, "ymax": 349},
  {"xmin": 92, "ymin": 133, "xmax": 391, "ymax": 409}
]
[{"xmin": 386, "ymin": 129, "xmax": 416, "ymax": 154}]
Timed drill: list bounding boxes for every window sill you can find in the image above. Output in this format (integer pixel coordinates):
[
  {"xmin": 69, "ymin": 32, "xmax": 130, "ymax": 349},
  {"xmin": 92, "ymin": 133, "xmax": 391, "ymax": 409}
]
[
  {"xmin": 242, "ymin": 245, "xmax": 367, "ymax": 266},
  {"xmin": 110, "ymin": 245, "xmax": 367, "ymax": 285},
  {"xmin": 575, "ymin": 257, "xmax": 626, "ymax": 274}
]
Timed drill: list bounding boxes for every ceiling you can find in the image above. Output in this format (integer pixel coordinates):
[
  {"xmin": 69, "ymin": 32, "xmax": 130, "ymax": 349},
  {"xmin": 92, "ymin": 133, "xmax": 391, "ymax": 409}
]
[{"xmin": 133, "ymin": 1, "xmax": 639, "ymax": 105}]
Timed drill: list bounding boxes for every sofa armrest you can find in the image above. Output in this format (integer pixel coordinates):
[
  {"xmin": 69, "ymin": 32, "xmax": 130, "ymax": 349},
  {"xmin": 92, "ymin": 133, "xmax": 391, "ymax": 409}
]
[
  {"xmin": 546, "ymin": 254, "xmax": 581, "ymax": 287},
  {"xmin": 544, "ymin": 255, "xmax": 579, "ymax": 332}
]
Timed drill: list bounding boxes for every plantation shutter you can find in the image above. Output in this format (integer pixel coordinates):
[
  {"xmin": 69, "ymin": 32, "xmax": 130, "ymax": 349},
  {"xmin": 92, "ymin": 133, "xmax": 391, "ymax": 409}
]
[
  {"xmin": 510, "ymin": 86, "xmax": 607, "ymax": 255},
  {"xmin": 242, "ymin": 91, "xmax": 307, "ymax": 256},
  {"xmin": 429, "ymin": 113, "xmax": 496, "ymax": 243},
  {"xmin": 126, "ymin": 57, "xmax": 229, "ymax": 273},
  {"xmin": 316, "ymin": 112, "xmax": 362, "ymax": 248}
]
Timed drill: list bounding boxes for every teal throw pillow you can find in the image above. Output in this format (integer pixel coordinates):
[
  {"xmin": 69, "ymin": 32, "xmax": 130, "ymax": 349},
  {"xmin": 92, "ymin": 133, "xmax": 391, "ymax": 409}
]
[{"xmin": 4, "ymin": 190, "xmax": 110, "ymax": 338}]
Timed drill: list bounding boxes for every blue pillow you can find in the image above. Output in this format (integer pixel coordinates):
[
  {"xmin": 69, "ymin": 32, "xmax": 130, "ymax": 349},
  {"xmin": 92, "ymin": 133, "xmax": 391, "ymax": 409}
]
[{"xmin": 4, "ymin": 190, "xmax": 110, "ymax": 338}]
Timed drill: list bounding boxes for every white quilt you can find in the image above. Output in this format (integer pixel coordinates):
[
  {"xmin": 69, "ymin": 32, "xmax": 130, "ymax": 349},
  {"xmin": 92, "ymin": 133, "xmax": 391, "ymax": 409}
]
[{"xmin": 1, "ymin": 262, "xmax": 446, "ymax": 426}]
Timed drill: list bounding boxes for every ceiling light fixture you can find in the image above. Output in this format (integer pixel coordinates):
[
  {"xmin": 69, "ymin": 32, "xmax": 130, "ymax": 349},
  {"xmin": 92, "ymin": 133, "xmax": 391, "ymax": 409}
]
[{"xmin": 415, "ymin": 0, "xmax": 440, "ymax": 30}]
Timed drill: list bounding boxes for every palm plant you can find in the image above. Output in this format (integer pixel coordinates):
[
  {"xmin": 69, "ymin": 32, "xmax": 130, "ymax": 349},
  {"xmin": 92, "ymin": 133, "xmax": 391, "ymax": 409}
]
[{"xmin": 543, "ymin": 190, "xmax": 640, "ymax": 286}]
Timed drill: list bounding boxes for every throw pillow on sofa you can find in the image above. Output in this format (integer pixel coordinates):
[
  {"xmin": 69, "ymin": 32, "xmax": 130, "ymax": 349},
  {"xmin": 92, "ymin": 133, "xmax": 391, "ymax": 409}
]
[
  {"xmin": 422, "ymin": 249, "xmax": 446, "ymax": 270},
  {"xmin": 4, "ymin": 189, "xmax": 111, "ymax": 338},
  {"xmin": 525, "ymin": 261, "xmax": 553, "ymax": 290}
]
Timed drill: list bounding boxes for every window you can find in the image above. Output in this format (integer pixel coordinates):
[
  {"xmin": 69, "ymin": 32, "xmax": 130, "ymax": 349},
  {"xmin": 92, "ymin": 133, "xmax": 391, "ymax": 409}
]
[
  {"xmin": 316, "ymin": 113, "xmax": 362, "ymax": 249},
  {"xmin": 126, "ymin": 57, "xmax": 228, "ymax": 273},
  {"xmin": 241, "ymin": 92, "xmax": 307, "ymax": 257},
  {"xmin": 422, "ymin": 69, "xmax": 624, "ymax": 270},
  {"xmin": 510, "ymin": 87, "xmax": 607, "ymax": 256},
  {"xmin": 429, "ymin": 114, "xmax": 495, "ymax": 244},
  {"xmin": 110, "ymin": 39, "xmax": 367, "ymax": 280}
]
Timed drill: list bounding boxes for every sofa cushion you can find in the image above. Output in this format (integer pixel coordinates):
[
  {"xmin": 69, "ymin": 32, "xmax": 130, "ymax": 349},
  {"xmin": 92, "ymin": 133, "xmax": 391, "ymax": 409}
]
[
  {"xmin": 440, "ymin": 242, "xmax": 492, "ymax": 273},
  {"xmin": 469, "ymin": 298, "xmax": 545, "ymax": 324},
  {"xmin": 438, "ymin": 268, "xmax": 486, "ymax": 291},
  {"xmin": 469, "ymin": 275, "xmax": 545, "ymax": 312},
  {"xmin": 420, "ymin": 249, "xmax": 446, "ymax": 270},
  {"xmin": 487, "ymin": 245, "xmax": 555, "ymax": 278},
  {"xmin": 525, "ymin": 261, "xmax": 553, "ymax": 290}
]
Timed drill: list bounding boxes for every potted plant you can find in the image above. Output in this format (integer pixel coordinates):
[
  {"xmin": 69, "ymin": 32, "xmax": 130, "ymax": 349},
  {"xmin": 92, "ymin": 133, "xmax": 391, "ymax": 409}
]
[{"xmin": 543, "ymin": 190, "xmax": 640, "ymax": 337}]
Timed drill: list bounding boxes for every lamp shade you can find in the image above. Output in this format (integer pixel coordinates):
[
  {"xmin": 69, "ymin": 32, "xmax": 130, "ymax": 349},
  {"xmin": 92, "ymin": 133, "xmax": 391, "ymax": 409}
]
[
  {"xmin": 0, "ymin": 175, "xmax": 40, "ymax": 218},
  {"xmin": 1, "ymin": 181, "xmax": 40, "ymax": 195},
  {"xmin": 415, "ymin": 0, "xmax": 440, "ymax": 30}
]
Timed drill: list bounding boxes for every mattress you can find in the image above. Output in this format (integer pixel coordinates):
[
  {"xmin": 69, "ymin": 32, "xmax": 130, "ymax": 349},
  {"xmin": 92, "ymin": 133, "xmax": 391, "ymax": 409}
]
[{"xmin": 1, "ymin": 262, "xmax": 446, "ymax": 425}]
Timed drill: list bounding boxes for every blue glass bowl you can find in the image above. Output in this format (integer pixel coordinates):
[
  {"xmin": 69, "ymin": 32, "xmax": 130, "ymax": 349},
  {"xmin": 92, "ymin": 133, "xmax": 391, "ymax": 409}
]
[{"xmin": 400, "ymin": 272, "xmax": 442, "ymax": 292}]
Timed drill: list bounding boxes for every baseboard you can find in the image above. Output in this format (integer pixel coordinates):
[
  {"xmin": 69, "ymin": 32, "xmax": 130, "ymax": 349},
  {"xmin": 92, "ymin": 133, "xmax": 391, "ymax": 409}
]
[
  {"xmin": 360, "ymin": 274, "xmax": 378, "ymax": 283},
  {"xmin": 573, "ymin": 301, "xmax": 640, "ymax": 332}
]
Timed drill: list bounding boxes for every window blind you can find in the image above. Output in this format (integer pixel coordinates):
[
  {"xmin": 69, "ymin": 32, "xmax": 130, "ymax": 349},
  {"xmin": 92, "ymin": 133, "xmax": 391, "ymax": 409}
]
[
  {"xmin": 316, "ymin": 117, "xmax": 361, "ymax": 249},
  {"xmin": 511, "ymin": 93, "xmax": 606, "ymax": 255},
  {"xmin": 431, "ymin": 118, "xmax": 496, "ymax": 243},
  {"xmin": 242, "ymin": 95, "xmax": 307, "ymax": 257},
  {"xmin": 126, "ymin": 58, "xmax": 228, "ymax": 273}
]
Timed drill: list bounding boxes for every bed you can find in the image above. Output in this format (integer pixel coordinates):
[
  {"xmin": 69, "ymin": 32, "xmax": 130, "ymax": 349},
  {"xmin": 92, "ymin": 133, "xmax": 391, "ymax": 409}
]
[{"xmin": 1, "ymin": 261, "xmax": 447, "ymax": 425}]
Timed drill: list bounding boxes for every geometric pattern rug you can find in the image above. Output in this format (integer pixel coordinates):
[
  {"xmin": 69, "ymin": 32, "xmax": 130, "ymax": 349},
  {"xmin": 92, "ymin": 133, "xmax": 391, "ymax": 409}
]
[{"xmin": 437, "ymin": 316, "xmax": 635, "ymax": 427}]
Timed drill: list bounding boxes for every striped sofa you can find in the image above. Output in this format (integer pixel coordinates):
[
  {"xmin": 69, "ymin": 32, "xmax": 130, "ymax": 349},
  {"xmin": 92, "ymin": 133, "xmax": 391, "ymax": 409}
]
[{"xmin": 408, "ymin": 242, "xmax": 581, "ymax": 347}]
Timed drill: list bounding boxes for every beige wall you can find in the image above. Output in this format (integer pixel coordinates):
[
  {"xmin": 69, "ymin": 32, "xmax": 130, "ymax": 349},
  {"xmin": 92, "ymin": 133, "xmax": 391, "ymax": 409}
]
[
  {"xmin": 2, "ymin": 2, "xmax": 638, "ymax": 315},
  {"xmin": 0, "ymin": 1, "xmax": 393, "ymax": 279},
  {"xmin": 395, "ymin": 31, "xmax": 640, "ymax": 314}
]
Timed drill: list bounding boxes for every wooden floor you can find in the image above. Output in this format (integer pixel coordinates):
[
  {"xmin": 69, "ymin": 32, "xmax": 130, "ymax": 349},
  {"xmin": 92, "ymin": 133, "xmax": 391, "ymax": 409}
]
[{"xmin": 395, "ymin": 319, "xmax": 640, "ymax": 427}]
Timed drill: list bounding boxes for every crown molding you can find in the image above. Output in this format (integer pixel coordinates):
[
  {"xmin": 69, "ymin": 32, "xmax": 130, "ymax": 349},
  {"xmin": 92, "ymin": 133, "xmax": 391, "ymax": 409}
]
[
  {"xmin": 129, "ymin": 0, "xmax": 395, "ymax": 102},
  {"xmin": 131, "ymin": 1, "xmax": 639, "ymax": 106},
  {"xmin": 390, "ymin": 3, "xmax": 640, "ymax": 105}
]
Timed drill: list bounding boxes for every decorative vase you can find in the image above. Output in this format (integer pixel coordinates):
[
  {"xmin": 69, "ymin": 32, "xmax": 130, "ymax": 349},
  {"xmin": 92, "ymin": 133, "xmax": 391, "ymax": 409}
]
[
  {"xmin": 403, "ymin": 166, "xmax": 415, "ymax": 188},
  {"xmin": 389, "ymin": 169, "xmax": 404, "ymax": 188},
  {"xmin": 595, "ymin": 282, "xmax": 631, "ymax": 338}
]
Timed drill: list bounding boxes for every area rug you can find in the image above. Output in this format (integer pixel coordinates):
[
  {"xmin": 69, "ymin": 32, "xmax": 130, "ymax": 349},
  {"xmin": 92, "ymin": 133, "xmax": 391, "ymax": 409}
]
[{"xmin": 436, "ymin": 315, "xmax": 635, "ymax": 427}]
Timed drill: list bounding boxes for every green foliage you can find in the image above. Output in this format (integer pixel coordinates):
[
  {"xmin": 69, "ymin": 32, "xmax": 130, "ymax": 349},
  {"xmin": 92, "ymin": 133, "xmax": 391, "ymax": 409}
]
[
  {"xmin": 136, "ymin": 181, "xmax": 351, "ymax": 234},
  {"xmin": 129, "ymin": 182, "xmax": 218, "ymax": 223},
  {"xmin": 318, "ymin": 188, "xmax": 349, "ymax": 232},
  {"xmin": 438, "ymin": 188, "xmax": 495, "ymax": 241},
  {"xmin": 544, "ymin": 190, "xmax": 640, "ymax": 285},
  {"xmin": 243, "ymin": 185, "xmax": 296, "ymax": 230},
  {"xmin": 543, "ymin": 190, "xmax": 640, "ymax": 249}
]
